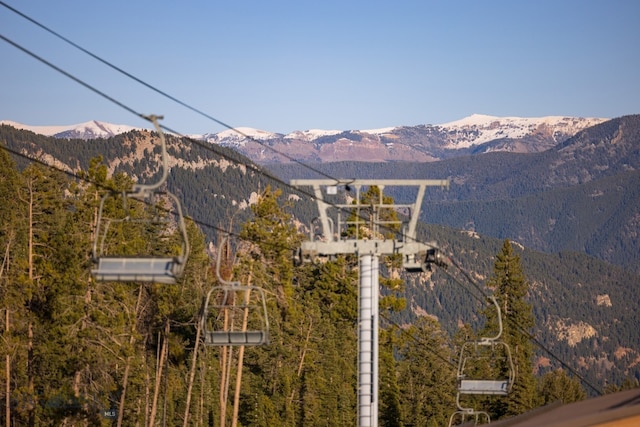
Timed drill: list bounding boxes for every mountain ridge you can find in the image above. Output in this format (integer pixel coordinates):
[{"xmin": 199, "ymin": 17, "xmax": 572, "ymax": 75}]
[{"xmin": 1, "ymin": 114, "xmax": 606, "ymax": 162}]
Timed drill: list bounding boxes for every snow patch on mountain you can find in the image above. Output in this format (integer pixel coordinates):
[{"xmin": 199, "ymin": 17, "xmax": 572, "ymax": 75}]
[
  {"xmin": 0, "ymin": 120, "xmax": 136, "ymax": 139},
  {"xmin": 361, "ymin": 126, "xmax": 397, "ymax": 135},
  {"xmin": 438, "ymin": 114, "xmax": 607, "ymax": 148},
  {"xmin": 199, "ymin": 127, "xmax": 281, "ymax": 146},
  {"xmin": 1, "ymin": 120, "xmax": 74, "ymax": 136},
  {"xmin": 284, "ymin": 129, "xmax": 342, "ymax": 140}
]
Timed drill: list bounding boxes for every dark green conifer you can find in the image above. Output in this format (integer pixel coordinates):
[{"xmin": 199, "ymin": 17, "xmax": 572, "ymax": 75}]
[
  {"xmin": 485, "ymin": 239, "xmax": 536, "ymax": 418},
  {"xmin": 537, "ymin": 368, "xmax": 586, "ymax": 405}
]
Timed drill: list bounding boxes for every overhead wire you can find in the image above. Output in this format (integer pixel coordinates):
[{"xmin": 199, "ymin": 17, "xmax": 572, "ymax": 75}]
[
  {"xmin": 0, "ymin": 31, "xmax": 433, "ymax": 252},
  {"xmin": 441, "ymin": 256, "xmax": 604, "ymax": 396},
  {"xmin": 0, "ymin": 32, "xmax": 324, "ymax": 224},
  {"xmin": 0, "ymin": 8, "xmax": 608, "ymax": 397},
  {"xmin": 0, "ymin": 33, "xmax": 145, "ymax": 123},
  {"xmin": 0, "ymin": 0, "xmax": 339, "ymax": 183},
  {"xmin": 1, "ymin": 1, "xmax": 443, "ymax": 250},
  {"xmin": 2, "ymin": 125, "xmax": 605, "ymax": 396},
  {"xmin": 0, "ymin": 1, "xmax": 447, "ymax": 251},
  {"xmin": 0, "ymin": 143, "xmax": 235, "ymax": 242}
]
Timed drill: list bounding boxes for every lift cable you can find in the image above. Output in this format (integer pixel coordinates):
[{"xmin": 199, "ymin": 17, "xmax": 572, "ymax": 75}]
[
  {"xmin": 0, "ymin": 140, "xmax": 604, "ymax": 398},
  {"xmin": 0, "ymin": 32, "xmax": 144, "ymax": 122},
  {"xmin": 2, "ymin": 3, "xmax": 427, "ymax": 246},
  {"xmin": 0, "ymin": 29, "xmax": 606, "ymax": 397},
  {"xmin": 442, "ymin": 256, "xmax": 604, "ymax": 397},
  {"xmin": 0, "ymin": 0, "xmax": 339, "ymax": 182},
  {"xmin": 0, "ymin": 32, "xmax": 322, "ymax": 219},
  {"xmin": 0, "ymin": 31, "xmax": 437, "ymax": 251}
]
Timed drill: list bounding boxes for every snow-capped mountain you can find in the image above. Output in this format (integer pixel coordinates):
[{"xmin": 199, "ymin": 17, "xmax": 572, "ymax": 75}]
[
  {"xmin": 2, "ymin": 114, "xmax": 608, "ymax": 163},
  {"xmin": 437, "ymin": 114, "xmax": 606, "ymax": 148},
  {"xmin": 196, "ymin": 127, "xmax": 282, "ymax": 146},
  {"xmin": 195, "ymin": 114, "xmax": 607, "ymax": 163},
  {"xmin": 0, "ymin": 120, "xmax": 136, "ymax": 140}
]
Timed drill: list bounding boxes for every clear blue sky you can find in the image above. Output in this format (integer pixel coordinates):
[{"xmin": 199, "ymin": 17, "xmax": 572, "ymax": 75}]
[{"xmin": 1, "ymin": 0, "xmax": 639, "ymax": 135}]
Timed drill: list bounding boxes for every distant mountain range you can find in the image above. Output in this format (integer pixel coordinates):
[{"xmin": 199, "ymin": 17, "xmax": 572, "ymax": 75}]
[
  {"xmin": 1, "ymin": 114, "xmax": 606, "ymax": 163},
  {"xmin": 268, "ymin": 114, "xmax": 640, "ymax": 274}
]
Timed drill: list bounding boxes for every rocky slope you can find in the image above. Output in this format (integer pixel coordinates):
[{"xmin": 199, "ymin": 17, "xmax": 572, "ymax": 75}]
[{"xmin": 201, "ymin": 114, "xmax": 606, "ymax": 163}]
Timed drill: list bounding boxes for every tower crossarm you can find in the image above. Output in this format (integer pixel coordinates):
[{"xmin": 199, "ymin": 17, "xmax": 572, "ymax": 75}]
[
  {"xmin": 290, "ymin": 178, "xmax": 449, "ymax": 270},
  {"xmin": 290, "ymin": 179, "xmax": 449, "ymax": 243}
]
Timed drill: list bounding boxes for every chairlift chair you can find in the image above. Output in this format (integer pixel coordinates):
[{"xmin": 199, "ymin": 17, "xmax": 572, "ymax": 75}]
[
  {"xmin": 201, "ymin": 285, "xmax": 270, "ymax": 346},
  {"xmin": 448, "ymin": 296, "xmax": 515, "ymax": 426},
  {"xmin": 201, "ymin": 236, "xmax": 269, "ymax": 346},
  {"xmin": 457, "ymin": 340, "xmax": 514, "ymax": 395},
  {"xmin": 455, "ymin": 296, "xmax": 515, "ymax": 396},
  {"xmin": 91, "ymin": 115, "xmax": 190, "ymax": 284}
]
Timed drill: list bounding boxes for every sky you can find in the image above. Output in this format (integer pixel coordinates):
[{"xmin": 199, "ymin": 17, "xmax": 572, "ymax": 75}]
[{"xmin": 1, "ymin": 0, "xmax": 639, "ymax": 135}]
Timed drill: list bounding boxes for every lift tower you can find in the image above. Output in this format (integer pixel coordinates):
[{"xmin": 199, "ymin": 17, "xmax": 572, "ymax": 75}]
[{"xmin": 290, "ymin": 179, "xmax": 449, "ymax": 427}]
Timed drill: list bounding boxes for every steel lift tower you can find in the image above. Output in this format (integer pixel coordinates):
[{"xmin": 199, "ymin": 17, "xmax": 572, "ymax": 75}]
[{"xmin": 290, "ymin": 179, "xmax": 449, "ymax": 427}]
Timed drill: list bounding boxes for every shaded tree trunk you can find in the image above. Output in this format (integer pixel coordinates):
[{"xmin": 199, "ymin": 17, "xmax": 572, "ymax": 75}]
[
  {"xmin": 117, "ymin": 286, "xmax": 144, "ymax": 427},
  {"xmin": 149, "ymin": 321, "xmax": 169, "ymax": 427},
  {"xmin": 183, "ymin": 297, "xmax": 204, "ymax": 427}
]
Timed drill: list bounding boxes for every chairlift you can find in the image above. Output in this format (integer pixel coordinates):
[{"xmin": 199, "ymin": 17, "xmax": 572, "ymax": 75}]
[
  {"xmin": 201, "ymin": 237, "xmax": 269, "ymax": 346},
  {"xmin": 456, "ymin": 296, "xmax": 515, "ymax": 396},
  {"xmin": 448, "ymin": 296, "xmax": 515, "ymax": 426},
  {"xmin": 91, "ymin": 115, "xmax": 190, "ymax": 284}
]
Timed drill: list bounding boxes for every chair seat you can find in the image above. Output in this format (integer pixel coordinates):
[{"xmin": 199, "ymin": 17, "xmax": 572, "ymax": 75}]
[
  {"xmin": 204, "ymin": 331, "xmax": 267, "ymax": 346},
  {"xmin": 459, "ymin": 379, "xmax": 509, "ymax": 395},
  {"xmin": 92, "ymin": 257, "xmax": 179, "ymax": 284}
]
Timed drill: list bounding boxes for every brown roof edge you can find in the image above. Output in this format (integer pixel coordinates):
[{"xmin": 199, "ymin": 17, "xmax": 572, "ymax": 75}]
[{"xmin": 486, "ymin": 389, "xmax": 640, "ymax": 427}]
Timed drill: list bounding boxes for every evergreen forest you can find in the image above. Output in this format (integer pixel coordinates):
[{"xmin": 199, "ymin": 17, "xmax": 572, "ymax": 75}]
[{"xmin": 1, "ymin": 124, "xmax": 640, "ymax": 426}]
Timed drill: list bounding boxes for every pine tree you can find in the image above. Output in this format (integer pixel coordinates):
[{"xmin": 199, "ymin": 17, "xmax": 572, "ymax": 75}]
[
  {"xmin": 295, "ymin": 256, "xmax": 358, "ymax": 425},
  {"xmin": 485, "ymin": 239, "xmax": 536, "ymax": 419},
  {"xmin": 0, "ymin": 146, "xmax": 26, "ymax": 426},
  {"xmin": 379, "ymin": 327, "xmax": 403, "ymax": 427},
  {"xmin": 397, "ymin": 316, "xmax": 457, "ymax": 427},
  {"xmin": 537, "ymin": 369, "xmax": 586, "ymax": 406},
  {"xmin": 236, "ymin": 186, "xmax": 306, "ymax": 426}
]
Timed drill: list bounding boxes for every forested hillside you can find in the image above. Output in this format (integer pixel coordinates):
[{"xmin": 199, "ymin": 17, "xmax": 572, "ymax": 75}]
[
  {"xmin": 1, "ymin": 122, "xmax": 640, "ymax": 425},
  {"xmin": 400, "ymin": 223, "xmax": 640, "ymax": 392},
  {"xmin": 0, "ymin": 124, "xmax": 317, "ymax": 244},
  {"xmin": 0, "ymin": 144, "xmax": 365, "ymax": 425}
]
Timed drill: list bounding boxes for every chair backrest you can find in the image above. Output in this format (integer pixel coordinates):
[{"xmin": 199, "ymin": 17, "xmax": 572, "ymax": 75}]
[
  {"xmin": 91, "ymin": 116, "xmax": 189, "ymax": 283},
  {"xmin": 201, "ymin": 285, "xmax": 270, "ymax": 347},
  {"xmin": 92, "ymin": 257, "xmax": 182, "ymax": 284}
]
